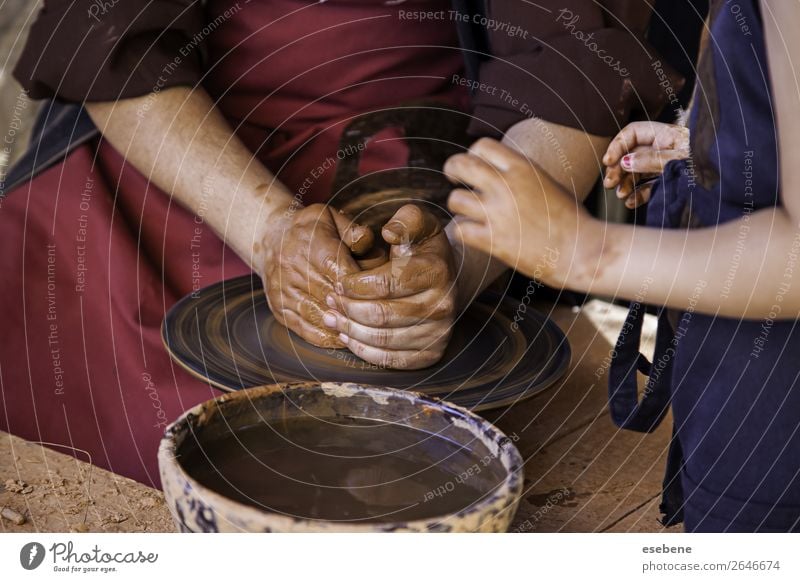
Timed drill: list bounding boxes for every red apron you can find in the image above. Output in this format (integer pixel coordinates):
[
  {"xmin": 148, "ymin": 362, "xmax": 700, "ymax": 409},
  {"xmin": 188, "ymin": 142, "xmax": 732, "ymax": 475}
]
[{"xmin": 0, "ymin": 0, "xmax": 466, "ymax": 486}]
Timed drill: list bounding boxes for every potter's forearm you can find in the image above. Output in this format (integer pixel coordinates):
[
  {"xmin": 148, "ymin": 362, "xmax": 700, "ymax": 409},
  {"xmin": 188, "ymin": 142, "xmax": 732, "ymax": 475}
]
[
  {"xmin": 85, "ymin": 86, "xmax": 296, "ymax": 271},
  {"xmin": 448, "ymin": 119, "xmax": 609, "ymax": 307},
  {"xmin": 567, "ymin": 209, "xmax": 800, "ymax": 319}
]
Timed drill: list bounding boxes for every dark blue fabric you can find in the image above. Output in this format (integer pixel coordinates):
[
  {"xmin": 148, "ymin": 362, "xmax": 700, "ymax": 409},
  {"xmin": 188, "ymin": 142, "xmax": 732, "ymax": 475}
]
[
  {"xmin": 607, "ymin": 304, "xmax": 675, "ymax": 433},
  {"xmin": 609, "ymin": 0, "xmax": 800, "ymax": 532},
  {"xmin": 0, "ymin": 101, "xmax": 97, "ymax": 198}
]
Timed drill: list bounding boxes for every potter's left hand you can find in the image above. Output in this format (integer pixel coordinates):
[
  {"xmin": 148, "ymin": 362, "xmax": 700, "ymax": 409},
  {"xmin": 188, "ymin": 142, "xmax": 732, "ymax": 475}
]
[
  {"xmin": 444, "ymin": 138, "xmax": 587, "ymax": 286},
  {"xmin": 323, "ymin": 204, "xmax": 456, "ymax": 370}
]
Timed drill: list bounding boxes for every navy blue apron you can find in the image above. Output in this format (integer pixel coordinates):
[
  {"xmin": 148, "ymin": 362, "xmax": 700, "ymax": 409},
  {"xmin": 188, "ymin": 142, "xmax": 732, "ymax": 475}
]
[{"xmin": 609, "ymin": 0, "xmax": 800, "ymax": 531}]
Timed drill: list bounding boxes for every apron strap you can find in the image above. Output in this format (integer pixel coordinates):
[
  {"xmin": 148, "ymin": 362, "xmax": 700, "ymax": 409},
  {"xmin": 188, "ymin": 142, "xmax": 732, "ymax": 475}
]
[
  {"xmin": 608, "ymin": 303, "xmax": 675, "ymax": 432},
  {"xmin": 608, "ymin": 301, "xmax": 685, "ymax": 526},
  {"xmin": 659, "ymin": 424, "xmax": 685, "ymax": 527}
]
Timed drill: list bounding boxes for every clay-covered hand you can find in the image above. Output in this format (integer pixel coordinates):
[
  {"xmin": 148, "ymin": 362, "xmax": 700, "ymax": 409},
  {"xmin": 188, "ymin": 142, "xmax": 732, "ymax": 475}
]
[
  {"xmin": 323, "ymin": 204, "xmax": 456, "ymax": 370},
  {"xmin": 259, "ymin": 204, "xmax": 373, "ymax": 348},
  {"xmin": 603, "ymin": 121, "xmax": 690, "ymax": 209},
  {"xmin": 444, "ymin": 138, "xmax": 585, "ymax": 286}
]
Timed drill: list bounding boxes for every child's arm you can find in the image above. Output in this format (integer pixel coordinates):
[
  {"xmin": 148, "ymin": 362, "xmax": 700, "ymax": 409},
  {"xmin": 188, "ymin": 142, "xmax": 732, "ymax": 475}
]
[
  {"xmin": 443, "ymin": 0, "xmax": 800, "ymax": 320},
  {"xmin": 444, "ymin": 116, "xmax": 800, "ymax": 320}
]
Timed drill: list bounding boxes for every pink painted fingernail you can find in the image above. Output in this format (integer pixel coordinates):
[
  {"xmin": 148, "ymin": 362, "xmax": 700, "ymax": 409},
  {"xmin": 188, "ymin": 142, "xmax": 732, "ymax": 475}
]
[
  {"xmin": 339, "ymin": 333, "xmax": 350, "ymax": 344},
  {"xmin": 621, "ymin": 155, "xmax": 632, "ymax": 169},
  {"xmin": 335, "ymin": 282, "xmax": 344, "ymax": 295},
  {"xmin": 326, "ymin": 295, "xmax": 336, "ymax": 309},
  {"xmin": 323, "ymin": 312, "xmax": 337, "ymax": 328}
]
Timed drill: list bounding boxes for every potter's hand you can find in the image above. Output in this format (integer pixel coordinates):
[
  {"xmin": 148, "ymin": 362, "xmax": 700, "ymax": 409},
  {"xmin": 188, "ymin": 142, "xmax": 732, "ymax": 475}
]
[
  {"xmin": 603, "ymin": 122, "xmax": 690, "ymax": 209},
  {"xmin": 445, "ymin": 138, "xmax": 582, "ymax": 286},
  {"xmin": 260, "ymin": 204, "xmax": 373, "ymax": 348},
  {"xmin": 324, "ymin": 204, "xmax": 456, "ymax": 370}
]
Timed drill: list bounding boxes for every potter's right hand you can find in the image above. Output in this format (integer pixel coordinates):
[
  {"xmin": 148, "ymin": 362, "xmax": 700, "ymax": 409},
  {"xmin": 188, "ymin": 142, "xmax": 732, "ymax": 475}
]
[
  {"xmin": 323, "ymin": 204, "xmax": 457, "ymax": 370},
  {"xmin": 260, "ymin": 204, "xmax": 373, "ymax": 348}
]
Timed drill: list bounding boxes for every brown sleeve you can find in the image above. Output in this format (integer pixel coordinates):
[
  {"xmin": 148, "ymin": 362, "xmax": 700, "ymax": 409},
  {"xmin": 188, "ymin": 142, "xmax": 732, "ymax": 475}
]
[
  {"xmin": 469, "ymin": 0, "xmax": 685, "ymax": 138},
  {"xmin": 13, "ymin": 0, "xmax": 205, "ymax": 102}
]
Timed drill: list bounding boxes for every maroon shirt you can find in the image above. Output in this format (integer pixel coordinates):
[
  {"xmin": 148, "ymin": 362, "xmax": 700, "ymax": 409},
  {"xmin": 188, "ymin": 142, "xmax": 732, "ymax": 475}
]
[{"xmin": 14, "ymin": 0, "xmax": 682, "ymax": 138}]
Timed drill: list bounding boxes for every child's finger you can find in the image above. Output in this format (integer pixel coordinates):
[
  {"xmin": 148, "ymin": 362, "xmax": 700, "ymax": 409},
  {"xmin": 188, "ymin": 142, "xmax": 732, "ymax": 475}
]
[
  {"xmin": 616, "ymin": 173, "xmax": 636, "ymax": 199},
  {"xmin": 605, "ymin": 145, "xmax": 651, "ymax": 188},
  {"xmin": 468, "ymin": 137, "xmax": 521, "ymax": 172},
  {"xmin": 653, "ymin": 124, "xmax": 690, "ymax": 151},
  {"xmin": 452, "ymin": 219, "xmax": 491, "ymax": 253},
  {"xmin": 624, "ymin": 184, "xmax": 654, "ymax": 209},
  {"xmin": 602, "ymin": 121, "xmax": 659, "ymax": 166},
  {"xmin": 447, "ymin": 188, "xmax": 489, "ymax": 223},
  {"xmin": 604, "ymin": 164, "xmax": 624, "ymax": 188},
  {"xmin": 444, "ymin": 152, "xmax": 505, "ymax": 194},
  {"xmin": 624, "ymin": 148, "xmax": 687, "ymax": 174}
]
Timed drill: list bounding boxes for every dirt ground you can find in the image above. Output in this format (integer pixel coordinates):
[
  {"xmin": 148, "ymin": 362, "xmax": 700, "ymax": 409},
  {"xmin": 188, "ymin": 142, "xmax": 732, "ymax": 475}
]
[{"xmin": 0, "ymin": 431, "xmax": 174, "ymax": 533}]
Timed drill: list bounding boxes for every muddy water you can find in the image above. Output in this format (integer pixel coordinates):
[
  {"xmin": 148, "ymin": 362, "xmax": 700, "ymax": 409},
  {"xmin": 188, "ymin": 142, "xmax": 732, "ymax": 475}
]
[{"xmin": 179, "ymin": 416, "xmax": 505, "ymax": 523}]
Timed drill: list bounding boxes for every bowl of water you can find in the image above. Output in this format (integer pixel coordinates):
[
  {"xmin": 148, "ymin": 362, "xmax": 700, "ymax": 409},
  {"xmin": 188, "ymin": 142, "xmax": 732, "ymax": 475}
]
[{"xmin": 158, "ymin": 382, "xmax": 523, "ymax": 532}]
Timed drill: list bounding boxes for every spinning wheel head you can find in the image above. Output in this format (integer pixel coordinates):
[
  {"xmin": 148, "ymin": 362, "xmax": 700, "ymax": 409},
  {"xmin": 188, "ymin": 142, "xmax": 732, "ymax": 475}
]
[{"xmin": 162, "ymin": 275, "xmax": 571, "ymax": 411}]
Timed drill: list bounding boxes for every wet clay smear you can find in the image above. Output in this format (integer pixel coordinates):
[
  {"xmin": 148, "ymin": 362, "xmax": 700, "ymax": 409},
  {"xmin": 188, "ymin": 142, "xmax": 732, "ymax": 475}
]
[{"xmin": 179, "ymin": 416, "xmax": 505, "ymax": 523}]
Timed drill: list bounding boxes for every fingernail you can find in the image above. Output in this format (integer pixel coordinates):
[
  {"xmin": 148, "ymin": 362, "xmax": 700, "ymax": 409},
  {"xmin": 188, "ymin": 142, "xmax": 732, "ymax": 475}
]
[
  {"xmin": 326, "ymin": 295, "xmax": 336, "ymax": 309},
  {"xmin": 383, "ymin": 221, "xmax": 403, "ymax": 238},
  {"xmin": 338, "ymin": 333, "xmax": 350, "ymax": 344},
  {"xmin": 323, "ymin": 312, "xmax": 337, "ymax": 328},
  {"xmin": 335, "ymin": 282, "xmax": 344, "ymax": 295},
  {"xmin": 621, "ymin": 155, "xmax": 632, "ymax": 169}
]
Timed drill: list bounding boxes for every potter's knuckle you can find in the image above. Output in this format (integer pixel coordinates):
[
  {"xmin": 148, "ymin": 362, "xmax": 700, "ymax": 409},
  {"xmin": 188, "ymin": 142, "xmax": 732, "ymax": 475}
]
[
  {"xmin": 438, "ymin": 294, "xmax": 457, "ymax": 316},
  {"xmin": 406, "ymin": 257, "xmax": 432, "ymax": 281},
  {"xmin": 267, "ymin": 291, "xmax": 288, "ymax": 312},
  {"xmin": 427, "ymin": 254, "xmax": 449, "ymax": 274},
  {"xmin": 373, "ymin": 274, "xmax": 391, "ymax": 297},
  {"xmin": 271, "ymin": 306, "xmax": 286, "ymax": 325},
  {"xmin": 372, "ymin": 328, "xmax": 393, "ymax": 348},
  {"xmin": 428, "ymin": 295, "xmax": 452, "ymax": 320},
  {"xmin": 301, "ymin": 203, "xmax": 325, "ymax": 218},
  {"xmin": 318, "ymin": 253, "xmax": 338, "ymax": 274},
  {"xmin": 348, "ymin": 341, "xmax": 366, "ymax": 359},
  {"xmin": 367, "ymin": 302, "xmax": 390, "ymax": 326}
]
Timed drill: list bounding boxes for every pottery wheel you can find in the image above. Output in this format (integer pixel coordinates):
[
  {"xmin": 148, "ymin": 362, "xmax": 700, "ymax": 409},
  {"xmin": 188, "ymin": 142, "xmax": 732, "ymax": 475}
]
[{"xmin": 162, "ymin": 275, "xmax": 570, "ymax": 411}]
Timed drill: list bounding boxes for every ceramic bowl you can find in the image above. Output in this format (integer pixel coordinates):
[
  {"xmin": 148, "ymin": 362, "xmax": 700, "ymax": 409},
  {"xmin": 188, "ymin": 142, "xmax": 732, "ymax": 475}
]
[{"xmin": 158, "ymin": 382, "xmax": 523, "ymax": 532}]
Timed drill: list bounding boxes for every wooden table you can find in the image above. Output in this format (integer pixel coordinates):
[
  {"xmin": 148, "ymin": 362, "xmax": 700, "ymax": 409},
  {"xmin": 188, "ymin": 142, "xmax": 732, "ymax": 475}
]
[{"xmin": 0, "ymin": 300, "xmax": 679, "ymax": 533}]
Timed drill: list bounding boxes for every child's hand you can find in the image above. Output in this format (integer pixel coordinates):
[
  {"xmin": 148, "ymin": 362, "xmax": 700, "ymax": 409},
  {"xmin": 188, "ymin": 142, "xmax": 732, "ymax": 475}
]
[
  {"xmin": 602, "ymin": 121, "xmax": 690, "ymax": 209},
  {"xmin": 444, "ymin": 138, "xmax": 589, "ymax": 286}
]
